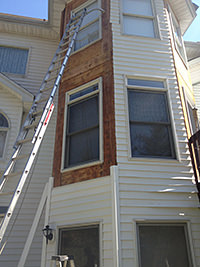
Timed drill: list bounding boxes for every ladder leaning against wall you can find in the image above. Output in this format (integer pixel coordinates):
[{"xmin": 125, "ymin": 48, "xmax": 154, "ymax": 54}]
[{"xmin": 0, "ymin": 7, "xmax": 103, "ymax": 250}]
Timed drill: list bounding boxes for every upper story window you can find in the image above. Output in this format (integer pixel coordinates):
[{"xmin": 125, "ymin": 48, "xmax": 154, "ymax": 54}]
[
  {"xmin": 127, "ymin": 79, "xmax": 175, "ymax": 158},
  {"xmin": 122, "ymin": 0, "xmax": 156, "ymax": 38},
  {"xmin": 63, "ymin": 79, "xmax": 102, "ymax": 169},
  {"xmin": 73, "ymin": 0, "xmax": 101, "ymax": 51},
  {"xmin": 170, "ymin": 9, "xmax": 187, "ymax": 62},
  {"xmin": 0, "ymin": 113, "xmax": 9, "ymax": 158},
  {"xmin": 0, "ymin": 46, "xmax": 29, "ymax": 75}
]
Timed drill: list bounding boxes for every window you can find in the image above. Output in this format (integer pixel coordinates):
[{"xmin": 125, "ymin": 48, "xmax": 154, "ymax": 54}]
[
  {"xmin": 127, "ymin": 79, "xmax": 175, "ymax": 158},
  {"xmin": 0, "ymin": 46, "xmax": 28, "ymax": 74},
  {"xmin": 187, "ymin": 102, "xmax": 198, "ymax": 134},
  {"xmin": 73, "ymin": 0, "xmax": 100, "ymax": 51},
  {"xmin": 137, "ymin": 223, "xmax": 193, "ymax": 267},
  {"xmin": 170, "ymin": 9, "xmax": 187, "ymax": 62},
  {"xmin": 0, "ymin": 113, "xmax": 9, "ymax": 158},
  {"xmin": 63, "ymin": 79, "xmax": 101, "ymax": 169},
  {"xmin": 58, "ymin": 225, "xmax": 99, "ymax": 267},
  {"xmin": 122, "ymin": 0, "xmax": 156, "ymax": 38}
]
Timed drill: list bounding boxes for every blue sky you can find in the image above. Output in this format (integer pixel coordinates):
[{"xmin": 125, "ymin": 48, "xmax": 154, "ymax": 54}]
[{"xmin": 0, "ymin": 0, "xmax": 199, "ymax": 41}]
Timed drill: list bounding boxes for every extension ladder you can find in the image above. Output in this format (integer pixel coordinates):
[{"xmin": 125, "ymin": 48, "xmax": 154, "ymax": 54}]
[{"xmin": 0, "ymin": 8, "xmax": 88, "ymax": 245}]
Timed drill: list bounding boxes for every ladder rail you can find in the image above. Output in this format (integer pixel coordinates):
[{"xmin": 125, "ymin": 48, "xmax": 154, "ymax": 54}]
[{"xmin": 0, "ymin": 8, "xmax": 87, "ymax": 246}]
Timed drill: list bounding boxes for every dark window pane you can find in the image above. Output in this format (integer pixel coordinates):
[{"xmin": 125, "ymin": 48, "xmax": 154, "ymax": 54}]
[
  {"xmin": 130, "ymin": 124, "xmax": 174, "ymax": 157},
  {"xmin": 68, "ymin": 95, "xmax": 99, "ymax": 133},
  {"xmin": 0, "ymin": 131, "xmax": 7, "ymax": 157},
  {"xmin": 0, "ymin": 114, "xmax": 9, "ymax": 127},
  {"xmin": 65, "ymin": 127, "xmax": 99, "ymax": 168},
  {"xmin": 128, "ymin": 79, "xmax": 164, "ymax": 88},
  {"xmin": 70, "ymin": 84, "xmax": 98, "ymax": 101},
  {"xmin": 59, "ymin": 225, "xmax": 99, "ymax": 267},
  {"xmin": 138, "ymin": 225, "xmax": 191, "ymax": 267},
  {"xmin": 128, "ymin": 90, "xmax": 169, "ymax": 123}
]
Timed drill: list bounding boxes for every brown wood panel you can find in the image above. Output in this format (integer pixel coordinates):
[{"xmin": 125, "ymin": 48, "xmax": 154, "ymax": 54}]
[{"xmin": 53, "ymin": 0, "xmax": 116, "ymax": 187}]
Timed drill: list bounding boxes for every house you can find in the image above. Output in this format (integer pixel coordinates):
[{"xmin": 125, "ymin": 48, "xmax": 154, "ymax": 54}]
[{"xmin": 0, "ymin": 0, "xmax": 200, "ymax": 266}]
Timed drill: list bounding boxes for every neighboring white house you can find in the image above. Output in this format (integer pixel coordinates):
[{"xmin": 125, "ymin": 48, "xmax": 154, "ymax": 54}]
[{"xmin": 1, "ymin": 0, "xmax": 200, "ymax": 267}]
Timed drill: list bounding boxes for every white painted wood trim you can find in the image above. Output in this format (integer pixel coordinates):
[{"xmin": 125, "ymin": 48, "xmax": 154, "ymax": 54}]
[{"xmin": 111, "ymin": 165, "xmax": 121, "ymax": 267}]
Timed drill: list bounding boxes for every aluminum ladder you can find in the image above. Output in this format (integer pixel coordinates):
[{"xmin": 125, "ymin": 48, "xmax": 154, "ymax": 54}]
[{"xmin": 0, "ymin": 8, "xmax": 88, "ymax": 246}]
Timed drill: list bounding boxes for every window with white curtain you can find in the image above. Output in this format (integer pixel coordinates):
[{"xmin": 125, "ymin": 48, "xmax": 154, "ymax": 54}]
[
  {"xmin": 0, "ymin": 46, "xmax": 28, "ymax": 75},
  {"xmin": 0, "ymin": 113, "xmax": 9, "ymax": 158},
  {"xmin": 137, "ymin": 223, "xmax": 193, "ymax": 267},
  {"xmin": 127, "ymin": 79, "xmax": 175, "ymax": 158},
  {"xmin": 73, "ymin": 0, "xmax": 100, "ymax": 51},
  {"xmin": 122, "ymin": 0, "xmax": 156, "ymax": 38},
  {"xmin": 63, "ymin": 79, "xmax": 101, "ymax": 169}
]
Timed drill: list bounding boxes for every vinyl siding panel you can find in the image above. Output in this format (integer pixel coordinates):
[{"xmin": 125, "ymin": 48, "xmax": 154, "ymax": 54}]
[
  {"xmin": 111, "ymin": 0, "xmax": 200, "ymax": 266},
  {"xmin": 46, "ymin": 176, "xmax": 114, "ymax": 267}
]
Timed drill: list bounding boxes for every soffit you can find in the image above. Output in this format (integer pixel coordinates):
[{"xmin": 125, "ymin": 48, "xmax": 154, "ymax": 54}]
[
  {"xmin": 185, "ymin": 41, "xmax": 200, "ymax": 61},
  {"xmin": 168, "ymin": 0, "xmax": 197, "ymax": 34}
]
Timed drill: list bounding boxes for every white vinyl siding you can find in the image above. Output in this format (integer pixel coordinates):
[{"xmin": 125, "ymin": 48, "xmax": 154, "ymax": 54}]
[
  {"xmin": 122, "ymin": 0, "xmax": 156, "ymax": 38},
  {"xmin": 110, "ymin": 0, "xmax": 200, "ymax": 266}
]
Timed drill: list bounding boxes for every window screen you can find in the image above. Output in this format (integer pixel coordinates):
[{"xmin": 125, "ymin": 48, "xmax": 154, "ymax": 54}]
[
  {"xmin": 59, "ymin": 225, "xmax": 99, "ymax": 267},
  {"xmin": 64, "ymin": 83, "xmax": 100, "ymax": 168},
  {"xmin": 73, "ymin": 1, "xmax": 100, "ymax": 51},
  {"xmin": 138, "ymin": 224, "xmax": 192, "ymax": 267},
  {"xmin": 128, "ymin": 88, "xmax": 175, "ymax": 158},
  {"xmin": 0, "ymin": 46, "xmax": 28, "ymax": 74}
]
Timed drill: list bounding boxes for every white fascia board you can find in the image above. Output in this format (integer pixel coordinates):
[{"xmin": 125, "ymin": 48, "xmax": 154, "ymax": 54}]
[{"xmin": 0, "ymin": 73, "xmax": 33, "ymax": 110}]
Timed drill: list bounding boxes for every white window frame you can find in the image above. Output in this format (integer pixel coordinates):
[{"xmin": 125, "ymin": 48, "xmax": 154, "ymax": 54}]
[
  {"xmin": 0, "ymin": 45, "xmax": 29, "ymax": 76},
  {"xmin": 0, "ymin": 112, "xmax": 9, "ymax": 159},
  {"xmin": 121, "ymin": 0, "xmax": 159, "ymax": 38},
  {"xmin": 57, "ymin": 221, "xmax": 103, "ymax": 267},
  {"xmin": 71, "ymin": 0, "xmax": 102, "ymax": 52},
  {"xmin": 135, "ymin": 220, "xmax": 196, "ymax": 267},
  {"xmin": 125, "ymin": 76, "xmax": 178, "ymax": 161},
  {"xmin": 62, "ymin": 77, "xmax": 103, "ymax": 172}
]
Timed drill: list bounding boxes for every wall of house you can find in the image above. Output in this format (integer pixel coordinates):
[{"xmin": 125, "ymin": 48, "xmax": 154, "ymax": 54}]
[
  {"xmin": 46, "ymin": 175, "xmax": 115, "ymax": 267},
  {"xmin": 110, "ymin": 0, "xmax": 200, "ymax": 266},
  {"xmin": 53, "ymin": 0, "xmax": 116, "ymax": 187}
]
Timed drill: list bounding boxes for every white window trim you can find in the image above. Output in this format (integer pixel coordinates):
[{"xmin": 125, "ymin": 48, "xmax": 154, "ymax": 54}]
[
  {"xmin": 61, "ymin": 77, "xmax": 103, "ymax": 172},
  {"xmin": 0, "ymin": 44, "xmax": 30, "ymax": 77},
  {"xmin": 71, "ymin": 0, "xmax": 102, "ymax": 53},
  {"xmin": 57, "ymin": 221, "xmax": 103, "ymax": 267},
  {"xmin": 0, "ymin": 112, "xmax": 10, "ymax": 160},
  {"xmin": 124, "ymin": 76, "xmax": 180, "ymax": 162},
  {"xmin": 121, "ymin": 0, "xmax": 160, "ymax": 39},
  {"xmin": 133, "ymin": 219, "xmax": 196, "ymax": 267}
]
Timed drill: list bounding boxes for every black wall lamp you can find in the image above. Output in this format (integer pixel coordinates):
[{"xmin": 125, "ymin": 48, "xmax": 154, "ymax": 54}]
[{"xmin": 42, "ymin": 225, "xmax": 53, "ymax": 244}]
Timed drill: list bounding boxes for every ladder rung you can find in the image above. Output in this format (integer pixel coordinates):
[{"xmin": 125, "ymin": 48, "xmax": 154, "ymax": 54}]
[
  {"xmin": 45, "ymin": 75, "xmax": 58, "ymax": 83},
  {"xmin": 35, "ymin": 97, "xmax": 49, "ymax": 104},
  {"xmin": 13, "ymin": 153, "xmax": 29, "ymax": 161},
  {"xmin": 48, "ymin": 66, "xmax": 61, "ymax": 73},
  {"xmin": 4, "ymin": 171, "xmax": 22, "ymax": 178},
  {"xmin": 53, "ymin": 55, "xmax": 66, "ymax": 64},
  {"xmin": 69, "ymin": 25, "xmax": 78, "ymax": 32},
  {"xmin": 56, "ymin": 46, "xmax": 69, "ymax": 55},
  {"xmin": 0, "ymin": 191, "xmax": 14, "ymax": 196},
  {"xmin": 59, "ymin": 39, "xmax": 71, "ymax": 48},
  {"xmin": 32, "ymin": 109, "xmax": 43, "ymax": 117},
  {"xmin": 23, "ymin": 121, "xmax": 38, "ymax": 130},
  {"xmin": 17, "ymin": 137, "xmax": 33, "ymax": 145},
  {"xmin": 40, "ymin": 85, "xmax": 53, "ymax": 93}
]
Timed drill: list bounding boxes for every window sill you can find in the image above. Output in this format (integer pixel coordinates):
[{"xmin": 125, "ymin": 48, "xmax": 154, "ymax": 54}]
[
  {"xmin": 61, "ymin": 159, "xmax": 103, "ymax": 173},
  {"xmin": 121, "ymin": 32, "xmax": 161, "ymax": 42},
  {"xmin": 127, "ymin": 155, "xmax": 179, "ymax": 164}
]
